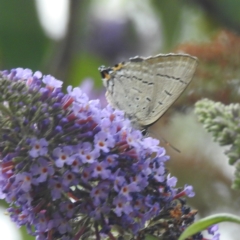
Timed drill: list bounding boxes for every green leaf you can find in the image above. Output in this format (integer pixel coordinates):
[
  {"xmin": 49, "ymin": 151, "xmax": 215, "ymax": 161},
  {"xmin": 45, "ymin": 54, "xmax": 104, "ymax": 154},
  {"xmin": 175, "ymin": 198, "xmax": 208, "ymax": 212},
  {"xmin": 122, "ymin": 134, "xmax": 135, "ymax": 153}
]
[
  {"xmin": 179, "ymin": 213, "xmax": 240, "ymax": 240},
  {"xmin": 145, "ymin": 234, "xmax": 159, "ymax": 240}
]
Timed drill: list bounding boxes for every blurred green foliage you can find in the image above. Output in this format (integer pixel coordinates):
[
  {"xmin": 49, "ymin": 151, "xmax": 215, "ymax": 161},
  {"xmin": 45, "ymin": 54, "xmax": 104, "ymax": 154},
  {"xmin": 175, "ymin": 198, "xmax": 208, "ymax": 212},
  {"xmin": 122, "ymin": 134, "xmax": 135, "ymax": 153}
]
[{"xmin": 0, "ymin": 0, "xmax": 48, "ymax": 70}]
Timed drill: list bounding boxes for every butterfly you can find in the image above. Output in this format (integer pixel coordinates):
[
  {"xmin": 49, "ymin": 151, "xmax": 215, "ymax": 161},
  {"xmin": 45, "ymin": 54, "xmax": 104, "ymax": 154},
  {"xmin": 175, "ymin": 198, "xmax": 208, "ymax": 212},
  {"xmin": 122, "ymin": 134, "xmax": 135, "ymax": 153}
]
[{"xmin": 99, "ymin": 53, "xmax": 198, "ymax": 130}]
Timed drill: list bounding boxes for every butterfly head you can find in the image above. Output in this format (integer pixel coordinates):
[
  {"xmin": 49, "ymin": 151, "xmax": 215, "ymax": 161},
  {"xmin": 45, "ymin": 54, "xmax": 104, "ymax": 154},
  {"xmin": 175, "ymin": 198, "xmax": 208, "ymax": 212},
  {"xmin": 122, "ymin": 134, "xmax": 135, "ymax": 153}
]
[{"xmin": 98, "ymin": 66, "xmax": 112, "ymax": 88}]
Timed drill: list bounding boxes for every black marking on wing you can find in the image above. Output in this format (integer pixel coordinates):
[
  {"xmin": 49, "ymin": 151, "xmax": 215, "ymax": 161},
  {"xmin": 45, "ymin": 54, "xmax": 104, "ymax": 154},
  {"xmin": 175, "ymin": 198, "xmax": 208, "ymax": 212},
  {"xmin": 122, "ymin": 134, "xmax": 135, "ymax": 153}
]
[
  {"xmin": 156, "ymin": 73, "xmax": 187, "ymax": 84},
  {"xmin": 143, "ymin": 81, "xmax": 150, "ymax": 84},
  {"xmin": 132, "ymin": 76, "xmax": 142, "ymax": 81},
  {"xmin": 120, "ymin": 75, "xmax": 130, "ymax": 79},
  {"xmin": 132, "ymin": 87, "xmax": 143, "ymax": 94},
  {"xmin": 142, "ymin": 81, "xmax": 154, "ymax": 85},
  {"xmin": 120, "ymin": 74, "xmax": 142, "ymax": 82},
  {"xmin": 146, "ymin": 97, "xmax": 151, "ymax": 102},
  {"xmin": 158, "ymin": 101, "xmax": 163, "ymax": 105},
  {"xmin": 129, "ymin": 56, "xmax": 144, "ymax": 62},
  {"xmin": 114, "ymin": 62, "xmax": 125, "ymax": 67},
  {"xmin": 165, "ymin": 90, "xmax": 172, "ymax": 96},
  {"xmin": 179, "ymin": 79, "xmax": 187, "ymax": 84}
]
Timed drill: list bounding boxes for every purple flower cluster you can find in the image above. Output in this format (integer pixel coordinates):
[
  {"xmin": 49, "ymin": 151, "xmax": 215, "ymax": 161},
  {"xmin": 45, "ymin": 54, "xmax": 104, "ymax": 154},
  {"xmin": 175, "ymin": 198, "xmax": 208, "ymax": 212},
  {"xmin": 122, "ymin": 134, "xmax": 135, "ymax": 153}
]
[{"xmin": 0, "ymin": 68, "xmax": 209, "ymax": 239}]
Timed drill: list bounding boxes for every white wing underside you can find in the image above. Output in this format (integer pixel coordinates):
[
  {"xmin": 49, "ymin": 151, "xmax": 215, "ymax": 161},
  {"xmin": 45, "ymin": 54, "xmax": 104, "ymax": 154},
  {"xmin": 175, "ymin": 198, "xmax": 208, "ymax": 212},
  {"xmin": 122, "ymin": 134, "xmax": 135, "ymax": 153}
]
[{"xmin": 105, "ymin": 53, "xmax": 198, "ymax": 127}]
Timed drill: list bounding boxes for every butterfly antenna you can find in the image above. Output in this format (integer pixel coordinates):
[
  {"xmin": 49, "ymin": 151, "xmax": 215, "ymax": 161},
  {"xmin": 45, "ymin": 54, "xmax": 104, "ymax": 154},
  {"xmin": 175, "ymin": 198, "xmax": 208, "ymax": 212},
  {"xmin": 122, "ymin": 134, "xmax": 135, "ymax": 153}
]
[{"xmin": 146, "ymin": 129, "xmax": 181, "ymax": 153}]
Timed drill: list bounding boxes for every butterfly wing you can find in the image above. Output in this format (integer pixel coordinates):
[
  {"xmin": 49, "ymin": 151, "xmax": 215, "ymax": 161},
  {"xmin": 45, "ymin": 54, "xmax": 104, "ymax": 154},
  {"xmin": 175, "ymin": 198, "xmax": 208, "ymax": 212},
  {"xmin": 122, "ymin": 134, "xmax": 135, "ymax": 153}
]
[
  {"xmin": 137, "ymin": 54, "xmax": 198, "ymax": 126},
  {"xmin": 100, "ymin": 53, "xmax": 198, "ymax": 128}
]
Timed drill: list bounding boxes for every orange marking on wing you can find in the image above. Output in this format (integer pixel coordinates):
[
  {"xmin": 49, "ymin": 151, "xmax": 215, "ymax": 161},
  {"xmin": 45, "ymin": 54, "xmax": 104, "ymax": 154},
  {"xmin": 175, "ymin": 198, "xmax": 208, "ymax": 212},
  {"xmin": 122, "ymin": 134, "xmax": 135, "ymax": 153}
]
[
  {"xmin": 103, "ymin": 71, "xmax": 111, "ymax": 81},
  {"xmin": 113, "ymin": 63, "xmax": 124, "ymax": 71}
]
